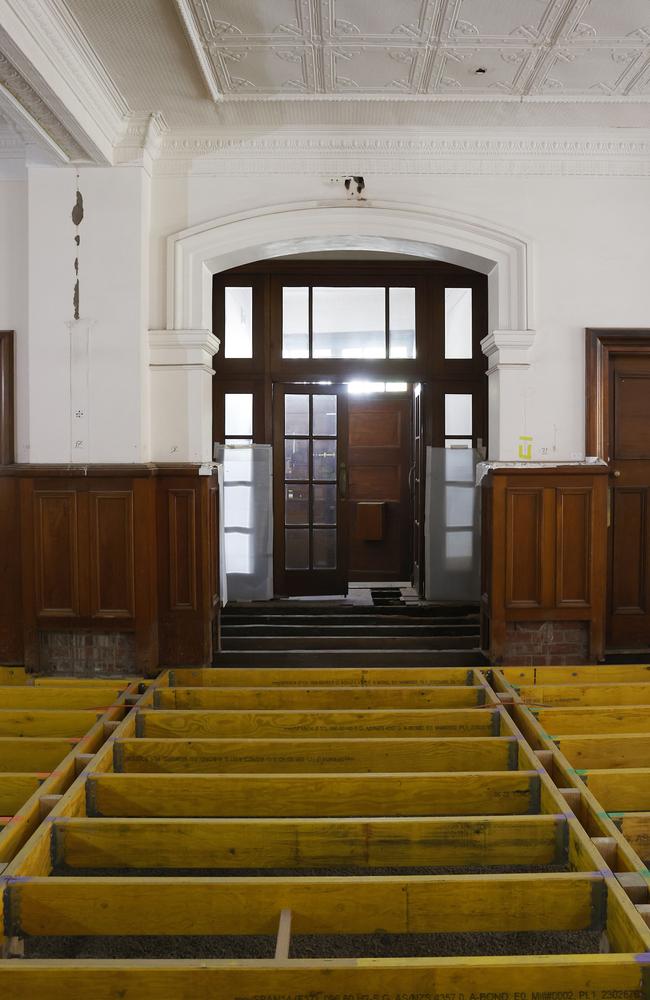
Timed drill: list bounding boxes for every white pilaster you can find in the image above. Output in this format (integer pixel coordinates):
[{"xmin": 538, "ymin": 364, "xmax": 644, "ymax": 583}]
[
  {"xmin": 481, "ymin": 330, "xmax": 536, "ymax": 461},
  {"xmin": 149, "ymin": 329, "xmax": 219, "ymax": 463}
]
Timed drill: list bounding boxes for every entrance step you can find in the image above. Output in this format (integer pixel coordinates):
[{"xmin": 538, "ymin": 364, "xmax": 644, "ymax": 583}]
[{"xmin": 213, "ymin": 649, "xmax": 489, "ymax": 667}]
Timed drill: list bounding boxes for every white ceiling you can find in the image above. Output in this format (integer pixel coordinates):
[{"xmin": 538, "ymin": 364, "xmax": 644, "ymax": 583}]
[
  {"xmin": 178, "ymin": 0, "xmax": 650, "ymax": 99},
  {"xmin": 59, "ymin": 0, "xmax": 650, "ymax": 130}
]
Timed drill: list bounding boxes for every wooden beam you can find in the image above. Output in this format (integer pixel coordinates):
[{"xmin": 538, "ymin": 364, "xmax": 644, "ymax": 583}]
[
  {"xmin": 51, "ymin": 815, "xmax": 565, "ymax": 870},
  {"xmin": 554, "ymin": 733, "xmax": 650, "ymax": 770},
  {"xmin": 137, "ymin": 707, "xmax": 498, "ymax": 740},
  {"xmin": 592, "ymin": 837, "xmax": 618, "ymax": 869},
  {"xmin": 0, "ymin": 687, "xmax": 125, "ymax": 710},
  {"xmin": 6, "ymin": 872, "xmax": 600, "ymax": 938},
  {"xmin": 517, "ymin": 682, "xmax": 650, "ymax": 708},
  {"xmin": 613, "ymin": 813, "xmax": 650, "ymax": 864},
  {"xmin": 38, "ymin": 794, "xmax": 62, "ymax": 821},
  {"xmin": 0, "ymin": 738, "xmax": 77, "ymax": 772},
  {"xmin": 578, "ymin": 768, "xmax": 650, "ymax": 812},
  {"xmin": 86, "ymin": 771, "xmax": 539, "ymax": 819},
  {"xmin": 0, "ymin": 955, "xmax": 644, "ymax": 998},
  {"xmin": 0, "ymin": 774, "xmax": 45, "ymax": 815},
  {"xmin": 0, "ymin": 709, "xmax": 100, "ymax": 738},
  {"xmin": 503, "ymin": 665, "xmax": 650, "ymax": 686},
  {"xmin": 274, "ymin": 908, "xmax": 292, "ymax": 960},
  {"xmin": 534, "ymin": 704, "xmax": 650, "ymax": 736},
  {"xmin": 112, "ymin": 736, "xmax": 517, "ymax": 774},
  {"xmin": 157, "ymin": 684, "xmax": 487, "ymax": 711},
  {"xmin": 171, "ymin": 667, "xmax": 476, "ymax": 688}
]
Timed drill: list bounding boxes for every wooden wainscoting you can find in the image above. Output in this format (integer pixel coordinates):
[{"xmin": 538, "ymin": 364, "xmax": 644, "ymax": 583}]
[
  {"xmin": 0, "ymin": 465, "xmax": 220, "ymax": 676},
  {"xmin": 482, "ymin": 466, "xmax": 608, "ymax": 664}
]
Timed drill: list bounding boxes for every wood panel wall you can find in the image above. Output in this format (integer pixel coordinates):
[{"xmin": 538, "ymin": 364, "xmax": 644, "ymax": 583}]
[
  {"xmin": 0, "ymin": 465, "xmax": 220, "ymax": 675},
  {"xmin": 481, "ymin": 466, "xmax": 608, "ymax": 662}
]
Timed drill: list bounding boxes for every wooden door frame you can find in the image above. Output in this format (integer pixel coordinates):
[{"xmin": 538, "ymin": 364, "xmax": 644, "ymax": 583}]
[{"xmin": 586, "ymin": 328, "xmax": 650, "ymax": 460}]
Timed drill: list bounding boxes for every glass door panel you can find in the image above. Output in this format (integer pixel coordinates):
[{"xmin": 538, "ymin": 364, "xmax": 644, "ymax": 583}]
[{"xmin": 273, "ymin": 384, "xmax": 348, "ymax": 596}]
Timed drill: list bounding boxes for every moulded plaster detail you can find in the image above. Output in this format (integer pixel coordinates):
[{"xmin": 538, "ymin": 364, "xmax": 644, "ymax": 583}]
[
  {"xmin": 155, "ymin": 127, "xmax": 650, "ymax": 176},
  {"xmin": 481, "ymin": 330, "xmax": 537, "ymax": 372},
  {"xmin": 164, "ymin": 200, "xmax": 533, "ymax": 343},
  {"xmin": 174, "ymin": 0, "xmax": 650, "ymax": 101}
]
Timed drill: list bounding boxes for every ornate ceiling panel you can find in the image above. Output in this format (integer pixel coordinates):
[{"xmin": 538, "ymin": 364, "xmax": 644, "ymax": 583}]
[{"xmin": 176, "ymin": 0, "xmax": 650, "ymax": 98}]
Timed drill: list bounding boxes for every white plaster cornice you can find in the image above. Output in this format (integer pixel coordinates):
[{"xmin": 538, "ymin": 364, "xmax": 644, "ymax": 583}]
[
  {"xmin": 149, "ymin": 329, "xmax": 220, "ymax": 368},
  {"xmin": 481, "ymin": 330, "xmax": 537, "ymax": 372},
  {"xmin": 0, "ymin": 0, "xmax": 131, "ymax": 163},
  {"xmin": 156, "ymin": 128, "xmax": 650, "ymax": 177},
  {"xmin": 114, "ymin": 112, "xmax": 170, "ymax": 169}
]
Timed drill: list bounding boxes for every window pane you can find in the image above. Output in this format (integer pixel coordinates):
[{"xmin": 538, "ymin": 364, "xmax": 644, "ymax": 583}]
[
  {"xmin": 224, "ymin": 485, "xmax": 253, "ymax": 529},
  {"xmin": 386, "ymin": 382, "xmax": 408, "ymax": 392},
  {"xmin": 285, "ymin": 529, "xmax": 309, "ymax": 570},
  {"xmin": 445, "ymin": 394, "xmax": 472, "ymax": 437},
  {"xmin": 445, "ymin": 287, "xmax": 472, "ymax": 359},
  {"xmin": 225, "ymin": 393, "xmax": 253, "ymax": 437},
  {"xmin": 282, "ymin": 286, "xmax": 309, "ymax": 358},
  {"xmin": 445, "ymin": 530, "xmax": 473, "ymax": 570},
  {"xmin": 313, "ymin": 394, "xmax": 337, "ymax": 436},
  {"xmin": 225, "ymin": 532, "xmax": 252, "ymax": 574},
  {"xmin": 313, "ymin": 484, "xmax": 336, "ymax": 525},
  {"xmin": 224, "ymin": 286, "xmax": 253, "ymax": 358},
  {"xmin": 285, "ymin": 394, "xmax": 309, "ymax": 436},
  {"xmin": 313, "ymin": 529, "xmax": 337, "ymax": 569},
  {"xmin": 313, "ymin": 439, "xmax": 337, "ymax": 481},
  {"xmin": 445, "ymin": 486, "xmax": 474, "ymax": 528},
  {"xmin": 348, "ymin": 381, "xmax": 385, "ymax": 395},
  {"xmin": 313, "ymin": 287, "xmax": 385, "ymax": 359},
  {"xmin": 285, "ymin": 439, "xmax": 309, "ymax": 480},
  {"xmin": 223, "ymin": 444, "xmax": 253, "ymax": 481},
  {"xmin": 444, "ymin": 448, "xmax": 475, "ymax": 482},
  {"xmin": 285, "ymin": 484, "xmax": 309, "ymax": 525},
  {"xmin": 389, "ymin": 287, "xmax": 415, "ymax": 359}
]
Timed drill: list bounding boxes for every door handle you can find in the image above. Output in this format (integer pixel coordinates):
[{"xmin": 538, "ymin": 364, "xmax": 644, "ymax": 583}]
[
  {"xmin": 339, "ymin": 463, "xmax": 348, "ymax": 499},
  {"xmin": 408, "ymin": 464, "xmax": 415, "ymax": 492},
  {"xmin": 610, "ymin": 470, "xmax": 621, "ymax": 478}
]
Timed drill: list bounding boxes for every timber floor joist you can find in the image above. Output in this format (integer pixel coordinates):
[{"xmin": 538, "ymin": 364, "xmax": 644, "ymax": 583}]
[{"xmin": 0, "ymin": 664, "xmax": 649, "ymax": 998}]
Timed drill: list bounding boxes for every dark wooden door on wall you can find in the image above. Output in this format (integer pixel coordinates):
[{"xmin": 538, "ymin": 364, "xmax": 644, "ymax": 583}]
[
  {"xmin": 607, "ymin": 354, "xmax": 650, "ymax": 647},
  {"xmin": 347, "ymin": 394, "xmax": 412, "ymax": 583},
  {"xmin": 273, "ymin": 384, "xmax": 349, "ymax": 597},
  {"xmin": 586, "ymin": 329, "xmax": 650, "ymax": 650}
]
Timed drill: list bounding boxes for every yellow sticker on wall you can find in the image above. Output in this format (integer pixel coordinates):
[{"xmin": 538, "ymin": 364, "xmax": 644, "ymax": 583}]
[{"xmin": 518, "ymin": 435, "xmax": 532, "ymax": 460}]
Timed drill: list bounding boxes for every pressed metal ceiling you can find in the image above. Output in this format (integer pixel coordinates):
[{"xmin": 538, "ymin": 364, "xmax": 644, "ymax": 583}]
[{"xmin": 64, "ymin": 0, "xmax": 650, "ymax": 128}]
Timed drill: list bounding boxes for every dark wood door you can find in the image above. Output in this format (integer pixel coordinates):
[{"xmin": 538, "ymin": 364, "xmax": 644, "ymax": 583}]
[
  {"xmin": 347, "ymin": 394, "xmax": 412, "ymax": 582},
  {"xmin": 273, "ymin": 384, "xmax": 349, "ymax": 596},
  {"xmin": 607, "ymin": 354, "xmax": 650, "ymax": 647}
]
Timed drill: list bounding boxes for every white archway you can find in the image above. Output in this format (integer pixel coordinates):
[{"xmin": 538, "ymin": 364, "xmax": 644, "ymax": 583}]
[
  {"xmin": 150, "ymin": 200, "xmax": 536, "ymax": 463},
  {"xmin": 166, "ymin": 199, "xmax": 534, "ymax": 335}
]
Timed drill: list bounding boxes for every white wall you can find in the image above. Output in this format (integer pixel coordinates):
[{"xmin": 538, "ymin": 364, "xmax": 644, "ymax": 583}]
[
  {"xmin": 0, "ymin": 163, "xmax": 27, "ymax": 458},
  {"xmin": 150, "ymin": 167, "xmax": 650, "ymax": 462},
  {"xmin": 8, "ymin": 163, "xmax": 151, "ymax": 463},
  {"xmin": 1, "ymin": 149, "xmax": 648, "ymax": 465}
]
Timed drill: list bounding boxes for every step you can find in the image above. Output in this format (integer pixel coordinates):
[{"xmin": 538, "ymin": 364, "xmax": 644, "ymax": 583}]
[
  {"xmin": 223, "ymin": 603, "xmax": 479, "ymax": 618},
  {"xmin": 220, "ymin": 624, "xmax": 480, "ymax": 638},
  {"xmin": 220, "ymin": 614, "xmax": 480, "ymax": 627},
  {"xmin": 220, "ymin": 636, "xmax": 480, "ymax": 651},
  {"xmin": 212, "ymin": 649, "xmax": 489, "ymax": 667}
]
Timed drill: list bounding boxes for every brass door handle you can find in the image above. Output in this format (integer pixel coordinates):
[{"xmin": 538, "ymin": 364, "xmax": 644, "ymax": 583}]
[{"xmin": 611, "ymin": 470, "xmax": 621, "ymax": 478}]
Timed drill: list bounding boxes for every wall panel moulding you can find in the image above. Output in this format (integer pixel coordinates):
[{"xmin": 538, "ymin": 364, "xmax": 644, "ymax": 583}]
[{"xmin": 0, "ymin": 464, "xmax": 220, "ymax": 675}]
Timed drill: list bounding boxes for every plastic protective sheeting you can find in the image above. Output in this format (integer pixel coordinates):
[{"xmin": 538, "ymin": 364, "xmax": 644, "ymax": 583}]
[
  {"xmin": 425, "ymin": 446, "xmax": 480, "ymax": 602},
  {"xmin": 214, "ymin": 444, "xmax": 273, "ymax": 603}
]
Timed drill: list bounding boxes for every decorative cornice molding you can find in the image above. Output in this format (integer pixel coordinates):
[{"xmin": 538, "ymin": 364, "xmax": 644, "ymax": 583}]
[
  {"xmin": 114, "ymin": 112, "xmax": 170, "ymax": 167},
  {"xmin": 0, "ymin": 0, "xmax": 132, "ymax": 162},
  {"xmin": 0, "ymin": 53, "xmax": 85, "ymax": 160},
  {"xmin": 149, "ymin": 329, "xmax": 220, "ymax": 368},
  {"xmin": 155, "ymin": 128, "xmax": 650, "ymax": 177}
]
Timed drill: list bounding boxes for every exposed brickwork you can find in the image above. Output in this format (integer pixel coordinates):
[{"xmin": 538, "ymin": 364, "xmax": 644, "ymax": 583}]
[
  {"xmin": 503, "ymin": 621, "xmax": 590, "ymax": 666},
  {"xmin": 38, "ymin": 631, "xmax": 136, "ymax": 675}
]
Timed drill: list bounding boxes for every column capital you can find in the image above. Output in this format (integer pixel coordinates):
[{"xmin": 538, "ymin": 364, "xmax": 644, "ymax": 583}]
[
  {"xmin": 149, "ymin": 329, "xmax": 220, "ymax": 371},
  {"xmin": 481, "ymin": 330, "xmax": 536, "ymax": 373}
]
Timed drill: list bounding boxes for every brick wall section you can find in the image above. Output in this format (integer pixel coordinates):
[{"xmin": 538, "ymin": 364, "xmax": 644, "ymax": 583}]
[
  {"xmin": 503, "ymin": 621, "xmax": 590, "ymax": 666},
  {"xmin": 38, "ymin": 632, "xmax": 136, "ymax": 675}
]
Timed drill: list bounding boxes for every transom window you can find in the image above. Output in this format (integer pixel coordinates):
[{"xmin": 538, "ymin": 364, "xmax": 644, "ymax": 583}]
[{"xmin": 281, "ymin": 285, "xmax": 416, "ymax": 360}]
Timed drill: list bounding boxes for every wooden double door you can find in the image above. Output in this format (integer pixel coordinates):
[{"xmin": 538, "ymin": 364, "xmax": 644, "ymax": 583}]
[{"xmin": 273, "ymin": 385, "xmax": 412, "ymax": 596}]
